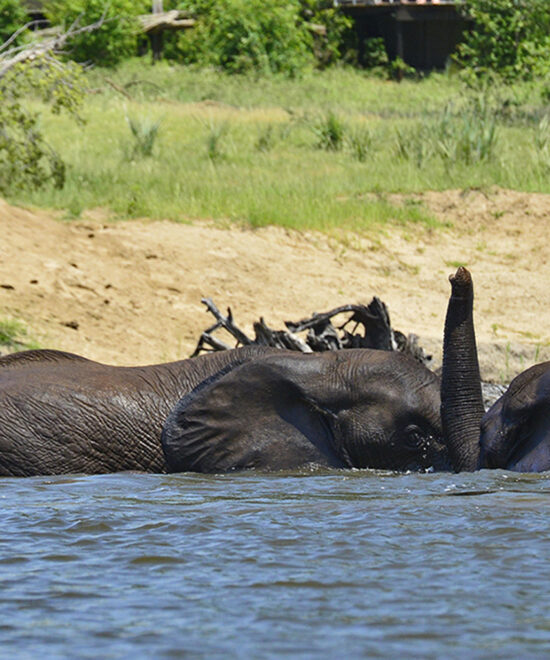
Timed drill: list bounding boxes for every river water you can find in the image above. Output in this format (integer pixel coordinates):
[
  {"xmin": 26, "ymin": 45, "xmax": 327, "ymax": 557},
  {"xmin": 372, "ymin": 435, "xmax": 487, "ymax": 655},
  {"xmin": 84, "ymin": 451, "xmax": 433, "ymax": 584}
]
[{"xmin": 0, "ymin": 469, "xmax": 549, "ymax": 659}]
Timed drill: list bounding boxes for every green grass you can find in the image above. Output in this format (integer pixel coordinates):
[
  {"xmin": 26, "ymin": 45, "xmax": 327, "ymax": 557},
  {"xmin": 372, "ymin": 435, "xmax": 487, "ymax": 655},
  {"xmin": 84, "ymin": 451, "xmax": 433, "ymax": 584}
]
[
  {"xmin": 8, "ymin": 60, "xmax": 550, "ymax": 233},
  {"xmin": 0, "ymin": 318, "xmax": 39, "ymax": 352}
]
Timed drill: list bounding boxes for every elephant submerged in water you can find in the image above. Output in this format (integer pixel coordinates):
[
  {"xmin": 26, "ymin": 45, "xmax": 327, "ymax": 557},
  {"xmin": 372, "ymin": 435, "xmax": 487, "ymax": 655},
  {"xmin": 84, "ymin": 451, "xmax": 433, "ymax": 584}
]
[
  {"xmin": 1, "ymin": 267, "xmax": 548, "ymax": 477},
  {"xmin": 0, "ymin": 344, "xmax": 448, "ymax": 476},
  {"xmin": 480, "ymin": 363, "xmax": 550, "ymax": 472}
]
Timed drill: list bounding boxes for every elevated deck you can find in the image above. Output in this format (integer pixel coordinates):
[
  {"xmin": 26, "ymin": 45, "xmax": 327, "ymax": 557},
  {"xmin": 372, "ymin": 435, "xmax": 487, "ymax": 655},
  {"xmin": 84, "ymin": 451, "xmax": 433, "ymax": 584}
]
[{"xmin": 335, "ymin": 0, "xmax": 466, "ymax": 70}]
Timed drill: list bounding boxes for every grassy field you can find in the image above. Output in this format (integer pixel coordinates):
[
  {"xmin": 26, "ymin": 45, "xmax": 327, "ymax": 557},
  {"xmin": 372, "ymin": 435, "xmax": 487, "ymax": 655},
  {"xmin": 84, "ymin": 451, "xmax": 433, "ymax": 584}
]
[{"xmin": 10, "ymin": 60, "xmax": 550, "ymax": 232}]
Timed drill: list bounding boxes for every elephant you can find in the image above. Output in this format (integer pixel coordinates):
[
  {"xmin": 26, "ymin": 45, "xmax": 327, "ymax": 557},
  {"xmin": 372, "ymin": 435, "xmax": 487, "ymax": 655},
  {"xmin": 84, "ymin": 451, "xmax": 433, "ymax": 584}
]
[
  {"xmin": 0, "ymin": 342, "xmax": 450, "ymax": 477},
  {"xmin": 3, "ymin": 266, "xmax": 546, "ymax": 477},
  {"xmin": 0, "ymin": 345, "xmax": 272, "ymax": 476},
  {"xmin": 440, "ymin": 266, "xmax": 550, "ymax": 473},
  {"xmin": 480, "ymin": 362, "xmax": 550, "ymax": 472}
]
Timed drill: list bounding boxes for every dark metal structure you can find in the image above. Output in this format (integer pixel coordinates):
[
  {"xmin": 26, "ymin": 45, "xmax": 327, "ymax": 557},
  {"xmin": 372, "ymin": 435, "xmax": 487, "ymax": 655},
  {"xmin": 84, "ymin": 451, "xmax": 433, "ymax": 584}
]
[
  {"xmin": 335, "ymin": 0, "xmax": 467, "ymax": 71},
  {"xmin": 22, "ymin": 0, "xmax": 48, "ymax": 29}
]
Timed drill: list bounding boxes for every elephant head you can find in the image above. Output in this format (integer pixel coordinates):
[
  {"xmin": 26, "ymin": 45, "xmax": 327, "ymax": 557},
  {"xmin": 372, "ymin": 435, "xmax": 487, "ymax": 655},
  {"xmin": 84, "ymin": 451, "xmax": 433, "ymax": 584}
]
[
  {"xmin": 440, "ymin": 267, "xmax": 550, "ymax": 472},
  {"xmin": 479, "ymin": 362, "xmax": 550, "ymax": 472},
  {"xmin": 161, "ymin": 349, "xmax": 450, "ymax": 473}
]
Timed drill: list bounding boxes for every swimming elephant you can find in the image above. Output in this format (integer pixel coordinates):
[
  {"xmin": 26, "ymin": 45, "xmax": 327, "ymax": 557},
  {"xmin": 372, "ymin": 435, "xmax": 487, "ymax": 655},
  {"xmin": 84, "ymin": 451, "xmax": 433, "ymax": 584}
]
[
  {"xmin": 0, "ymin": 346, "xmax": 271, "ymax": 476},
  {"xmin": 440, "ymin": 267, "xmax": 550, "ymax": 473},
  {"xmin": 4, "ymin": 267, "xmax": 544, "ymax": 477},
  {"xmin": 480, "ymin": 362, "xmax": 550, "ymax": 472},
  {"xmin": 0, "ymin": 344, "xmax": 450, "ymax": 476}
]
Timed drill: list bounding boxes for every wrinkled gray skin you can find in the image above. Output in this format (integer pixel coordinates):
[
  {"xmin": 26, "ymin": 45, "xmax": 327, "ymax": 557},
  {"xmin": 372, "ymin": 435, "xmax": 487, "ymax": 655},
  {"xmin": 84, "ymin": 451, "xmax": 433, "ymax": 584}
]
[
  {"xmin": 0, "ymin": 346, "xmax": 271, "ymax": 476},
  {"xmin": 480, "ymin": 362, "xmax": 550, "ymax": 472},
  {"xmin": 0, "ymin": 346, "xmax": 448, "ymax": 476},
  {"xmin": 9, "ymin": 265, "xmax": 546, "ymax": 477},
  {"xmin": 440, "ymin": 267, "xmax": 485, "ymax": 471},
  {"xmin": 162, "ymin": 349, "xmax": 448, "ymax": 473},
  {"xmin": 440, "ymin": 267, "xmax": 550, "ymax": 472}
]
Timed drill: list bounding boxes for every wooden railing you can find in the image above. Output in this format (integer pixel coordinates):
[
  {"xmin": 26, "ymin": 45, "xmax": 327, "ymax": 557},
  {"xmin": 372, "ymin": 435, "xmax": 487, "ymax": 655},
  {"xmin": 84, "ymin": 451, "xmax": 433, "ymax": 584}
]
[{"xmin": 335, "ymin": 1, "xmax": 457, "ymax": 6}]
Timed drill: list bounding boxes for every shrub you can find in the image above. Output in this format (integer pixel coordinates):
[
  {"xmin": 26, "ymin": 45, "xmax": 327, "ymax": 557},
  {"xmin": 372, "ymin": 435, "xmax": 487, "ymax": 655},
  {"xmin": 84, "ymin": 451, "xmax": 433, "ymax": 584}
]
[
  {"xmin": 0, "ymin": 0, "xmax": 28, "ymax": 45},
  {"xmin": 255, "ymin": 124, "xmax": 276, "ymax": 152},
  {"xmin": 45, "ymin": 0, "xmax": 148, "ymax": 66},
  {"xmin": 361, "ymin": 37, "xmax": 389, "ymax": 72},
  {"xmin": 455, "ymin": 0, "xmax": 550, "ymax": 81},
  {"xmin": 433, "ymin": 98, "xmax": 497, "ymax": 165},
  {"xmin": 298, "ymin": 0, "xmax": 354, "ymax": 67},
  {"xmin": 175, "ymin": 0, "xmax": 314, "ymax": 76},
  {"xmin": 205, "ymin": 120, "xmax": 228, "ymax": 161},
  {"xmin": 347, "ymin": 125, "xmax": 373, "ymax": 162},
  {"xmin": 533, "ymin": 114, "xmax": 550, "ymax": 171},
  {"xmin": 0, "ymin": 318, "xmax": 38, "ymax": 351},
  {"xmin": 0, "ymin": 55, "xmax": 85, "ymax": 194},
  {"xmin": 395, "ymin": 124, "xmax": 433, "ymax": 168},
  {"xmin": 389, "ymin": 56, "xmax": 416, "ymax": 82}
]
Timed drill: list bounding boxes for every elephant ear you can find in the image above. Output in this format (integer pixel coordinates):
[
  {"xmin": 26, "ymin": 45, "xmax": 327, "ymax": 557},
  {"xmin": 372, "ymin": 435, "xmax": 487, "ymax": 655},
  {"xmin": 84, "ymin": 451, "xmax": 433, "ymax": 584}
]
[
  {"xmin": 161, "ymin": 354, "xmax": 344, "ymax": 473},
  {"xmin": 480, "ymin": 362, "xmax": 550, "ymax": 471}
]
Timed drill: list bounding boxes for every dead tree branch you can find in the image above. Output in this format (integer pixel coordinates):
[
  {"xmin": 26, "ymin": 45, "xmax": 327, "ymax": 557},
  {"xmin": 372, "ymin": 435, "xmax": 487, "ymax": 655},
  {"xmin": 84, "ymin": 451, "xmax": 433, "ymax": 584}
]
[
  {"xmin": 191, "ymin": 297, "xmax": 432, "ymax": 366},
  {"xmin": 191, "ymin": 298, "xmax": 253, "ymax": 357},
  {"xmin": 0, "ymin": 12, "xmax": 108, "ymax": 79}
]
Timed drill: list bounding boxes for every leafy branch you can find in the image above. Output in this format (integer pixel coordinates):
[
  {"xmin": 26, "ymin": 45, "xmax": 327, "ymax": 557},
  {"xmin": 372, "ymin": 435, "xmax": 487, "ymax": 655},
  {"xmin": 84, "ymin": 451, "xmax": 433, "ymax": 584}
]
[{"xmin": 0, "ymin": 15, "xmax": 106, "ymax": 194}]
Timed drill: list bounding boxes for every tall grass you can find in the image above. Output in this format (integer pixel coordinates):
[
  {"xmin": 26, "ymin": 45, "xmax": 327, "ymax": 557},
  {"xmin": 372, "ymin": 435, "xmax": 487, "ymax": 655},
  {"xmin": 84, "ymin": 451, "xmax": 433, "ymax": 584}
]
[
  {"xmin": 9, "ymin": 62, "xmax": 550, "ymax": 232},
  {"xmin": 312, "ymin": 112, "xmax": 347, "ymax": 151},
  {"xmin": 396, "ymin": 95, "xmax": 499, "ymax": 168},
  {"xmin": 126, "ymin": 115, "xmax": 161, "ymax": 157}
]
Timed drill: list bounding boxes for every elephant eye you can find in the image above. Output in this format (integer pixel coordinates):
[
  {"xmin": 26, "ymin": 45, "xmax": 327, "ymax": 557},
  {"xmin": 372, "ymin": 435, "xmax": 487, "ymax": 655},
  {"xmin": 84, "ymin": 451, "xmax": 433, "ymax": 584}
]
[{"xmin": 404, "ymin": 425, "xmax": 425, "ymax": 449}]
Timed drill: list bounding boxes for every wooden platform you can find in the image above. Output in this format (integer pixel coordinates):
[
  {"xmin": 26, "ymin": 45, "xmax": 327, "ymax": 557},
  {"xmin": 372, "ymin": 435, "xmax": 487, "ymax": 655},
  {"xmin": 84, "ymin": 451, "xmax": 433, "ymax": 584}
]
[{"xmin": 335, "ymin": 0, "xmax": 466, "ymax": 70}]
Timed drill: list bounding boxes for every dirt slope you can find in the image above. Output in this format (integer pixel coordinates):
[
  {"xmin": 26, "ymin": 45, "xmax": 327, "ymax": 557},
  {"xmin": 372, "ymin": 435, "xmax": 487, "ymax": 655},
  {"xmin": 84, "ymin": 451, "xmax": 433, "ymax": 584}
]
[{"xmin": 1, "ymin": 187, "xmax": 549, "ymax": 382}]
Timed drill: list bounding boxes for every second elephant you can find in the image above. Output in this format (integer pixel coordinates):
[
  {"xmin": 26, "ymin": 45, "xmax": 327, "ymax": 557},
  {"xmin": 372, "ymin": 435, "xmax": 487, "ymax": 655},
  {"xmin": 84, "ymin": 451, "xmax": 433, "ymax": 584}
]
[{"xmin": 441, "ymin": 267, "xmax": 550, "ymax": 473}]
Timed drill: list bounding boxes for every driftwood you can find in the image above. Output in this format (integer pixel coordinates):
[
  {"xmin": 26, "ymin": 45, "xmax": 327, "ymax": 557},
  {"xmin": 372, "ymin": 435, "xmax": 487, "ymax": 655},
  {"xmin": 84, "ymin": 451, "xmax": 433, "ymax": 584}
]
[{"xmin": 191, "ymin": 297, "xmax": 432, "ymax": 366}]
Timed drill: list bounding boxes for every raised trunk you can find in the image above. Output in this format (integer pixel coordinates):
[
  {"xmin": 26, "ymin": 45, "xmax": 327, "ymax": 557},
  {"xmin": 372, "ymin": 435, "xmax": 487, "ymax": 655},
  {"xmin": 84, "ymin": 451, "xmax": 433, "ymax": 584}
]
[{"xmin": 440, "ymin": 267, "xmax": 485, "ymax": 471}]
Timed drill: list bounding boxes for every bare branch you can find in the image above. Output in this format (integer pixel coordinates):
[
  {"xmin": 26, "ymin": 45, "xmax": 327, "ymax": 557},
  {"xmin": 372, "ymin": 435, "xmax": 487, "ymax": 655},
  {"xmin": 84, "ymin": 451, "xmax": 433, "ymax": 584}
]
[
  {"xmin": 0, "ymin": 10, "xmax": 109, "ymax": 79},
  {"xmin": 0, "ymin": 21, "xmax": 43, "ymax": 54},
  {"xmin": 197, "ymin": 298, "xmax": 253, "ymax": 347},
  {"xmin": 192, "ymin": 296, "xmax": 433, "ymax": 367}
]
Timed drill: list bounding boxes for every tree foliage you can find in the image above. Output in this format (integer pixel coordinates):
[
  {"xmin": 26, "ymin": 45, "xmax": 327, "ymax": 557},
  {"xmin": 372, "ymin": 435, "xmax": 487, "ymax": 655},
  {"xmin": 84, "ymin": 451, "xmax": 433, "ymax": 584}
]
[
  {"xmin": 0, "ymin": 17, "xmax": 94, "ymax": 195},
  {"xmin": 298, "ymin": 0, "xmax": 354, "ymax": 67},
  {"xmin": 0, "ymin": 57, "xmax": 85, "ymax": 194},
  {"xmin": 45, "ymin": 0, "xmax": 149, "ymax": 66},
  {"xmin": 0, "ymin": 0, "xmax": 27, "ymax": 45},
  {"xmin": 174, "ymin": 0, "xmax": 314, "ymax": 76},
  {"xmin": 456, "ymin": 0, "xmax": 550, "ymax": 81}
]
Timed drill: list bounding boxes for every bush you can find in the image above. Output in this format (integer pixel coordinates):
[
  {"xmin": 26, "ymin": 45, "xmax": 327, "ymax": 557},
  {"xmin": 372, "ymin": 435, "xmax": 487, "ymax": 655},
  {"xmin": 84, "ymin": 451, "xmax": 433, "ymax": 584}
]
[
  {"xmin": 361, "ymin": 37, "xmax": 389, "ymax": 72},
  {"xmin": 433, "ymin": 98, "xmax": 498, "ymax": 165},
  {"xmin": 455, "ymin": 0, "xmax": 550, "ymax": 81},
  {"xmin": 45, "ymin": 0, "xmax": 148, "ymax": 66},
  {"xmin": 175, "ymin": 0, "xmax": 314, "ymax": 76},
  {"xmin": 0, "ymin": 57, "xmax": 85, "ymax": 194},
  {"xmin": 126, "ymin": 115, "xmax": 161, "ymax": 158},
  {"xmin": 347, "ymin": 125, "xmax": 374, "ymax": 162},
  {"xmin": 0, "ymin": 0, "xmax": 28, "ymax": 45},
  {"xmin": 298, "ymin": 0, "xmax": 354, "ymax": 67}
]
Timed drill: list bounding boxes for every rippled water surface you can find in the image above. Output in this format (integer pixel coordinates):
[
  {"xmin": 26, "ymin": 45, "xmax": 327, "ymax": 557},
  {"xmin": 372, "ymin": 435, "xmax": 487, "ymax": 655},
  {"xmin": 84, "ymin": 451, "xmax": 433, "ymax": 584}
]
[{"xmin": 1, "ymin": 469, "xmax": 550, "ymax": 658}]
